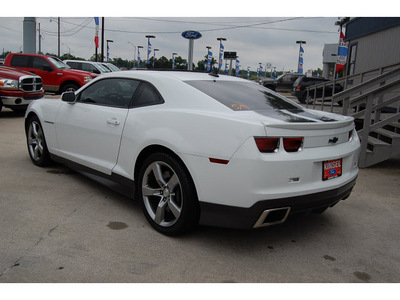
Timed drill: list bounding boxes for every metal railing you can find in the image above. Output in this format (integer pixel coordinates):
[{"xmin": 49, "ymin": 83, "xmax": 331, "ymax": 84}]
[{"xmin": 304, "ymin": 62, "xmax": 400, "ymax": 167}]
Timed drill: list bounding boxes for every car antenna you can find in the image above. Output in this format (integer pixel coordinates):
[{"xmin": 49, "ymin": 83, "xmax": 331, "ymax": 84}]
[{"xmin": 208, "ymin": 69, "xmax": 219, "ymax": 78}]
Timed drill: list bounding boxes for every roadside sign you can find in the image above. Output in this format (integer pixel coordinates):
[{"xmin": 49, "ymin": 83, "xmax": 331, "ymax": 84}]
[{"xmin": 224, "ymin": 52, "xmax": 237, "ymax": 60}]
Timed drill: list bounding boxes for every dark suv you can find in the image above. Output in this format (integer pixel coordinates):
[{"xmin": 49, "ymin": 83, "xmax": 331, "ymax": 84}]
[
  {"xmin": 260, "ymin": 73, "xmax": 303, "ymax": 92},
  {"xmin": 291, "ymin": 76, "xmax": 343, "ymax": 104}
]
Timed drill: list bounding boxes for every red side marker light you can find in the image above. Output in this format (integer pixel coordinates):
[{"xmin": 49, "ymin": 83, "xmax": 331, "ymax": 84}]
[{"xmin": 209, "ymin": 158, "xmax": 229, "ymax": 165}]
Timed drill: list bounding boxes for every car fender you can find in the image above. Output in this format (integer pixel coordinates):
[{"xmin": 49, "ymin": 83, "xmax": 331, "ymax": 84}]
[{"xmin": 25, "ymin": 99, "xmax": 62, "ymax": 154}]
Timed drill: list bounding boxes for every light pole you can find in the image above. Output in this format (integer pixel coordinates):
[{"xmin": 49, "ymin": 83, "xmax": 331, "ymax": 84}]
[
  {"xmin": 296, "ymin": 40, "xmax": 306, "ymax": 74},
  {"xmin": 127, "ymin": 42, "xmax": 136, "ymax": 62},
  {"xmin": 172, "ymin": 52, "xmax": 177, "ymax": 70},
  {"xmin": 153, "ymin": 48, "xmax": 159, "ymax": 68},
  {"xmin": 49, "ymin": 17, "xmax": 60, "ymax": 57},
  {"xmin": 106, "ymin": 40, "xmax": 113, "ymax": 62},
  {"xmin": 145, "ymin": 35, "xmax": 155, "ymax": 66},
  {"xmin": 217, "ymin": 37, "xmax": 226, "ymax": 70}
]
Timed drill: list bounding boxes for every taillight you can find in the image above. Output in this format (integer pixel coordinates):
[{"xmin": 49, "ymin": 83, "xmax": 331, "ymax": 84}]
[
  {"xmin": 296, "ymin": 85, "xmax": 301, "ymax": 90},
  {"xmin": 254, "ymin": 137, "xmax": 280, "ymax": 153},
  {"xmin": 348, "ymin": 130, "xmax": 354, "ymax": 142},
  {"xmin": 255, "ymin": 137, "xmax": 303, "ymax": 153},
  {"xmin": 283, "ymin": 137, "xmax": 303, "ymax": 152}
]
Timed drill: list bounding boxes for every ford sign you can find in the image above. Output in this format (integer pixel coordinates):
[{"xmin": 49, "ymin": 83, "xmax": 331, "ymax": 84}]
[{"xmin": 181, "ymin": 30, "xmax": 202, "ymax": 40}]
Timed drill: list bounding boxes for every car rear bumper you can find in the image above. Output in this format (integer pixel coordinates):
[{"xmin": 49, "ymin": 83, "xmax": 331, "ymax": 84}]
[{"xmin": 198, "ymin": 177, "xmax": 357, "ymax": 229}]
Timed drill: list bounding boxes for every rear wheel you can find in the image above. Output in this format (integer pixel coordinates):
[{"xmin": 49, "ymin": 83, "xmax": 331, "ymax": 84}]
[
  {"xmin": 26, "ymin": 115, "xmax": 52, "ymax": 166},
  {"xmin": 138, "ymin": 152, "xmax": 199, "ymax": 236},
  {"xmin": 301, "ymin": 93, "xmax": 314, "ymax": 105}
]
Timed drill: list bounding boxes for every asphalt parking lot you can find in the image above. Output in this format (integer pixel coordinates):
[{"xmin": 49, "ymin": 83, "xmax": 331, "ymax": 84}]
[{"xmin": 0, "ymin": 104, "xmax": 399, "ymax": 283}]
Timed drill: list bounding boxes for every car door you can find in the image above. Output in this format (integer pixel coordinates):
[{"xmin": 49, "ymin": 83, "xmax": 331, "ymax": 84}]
[
  {"xmin": 55, "ymin": 78, "xmax": 140, "ymax": 174},
  {"xmin": 31, "ymin": 56, "xmax": 59, "ymax": 89}
]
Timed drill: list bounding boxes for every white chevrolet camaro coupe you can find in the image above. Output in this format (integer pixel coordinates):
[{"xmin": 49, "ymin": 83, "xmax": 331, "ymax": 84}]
[{"xmin": 25, "ymin": 71, "xmax": 360, "ymax": 235}]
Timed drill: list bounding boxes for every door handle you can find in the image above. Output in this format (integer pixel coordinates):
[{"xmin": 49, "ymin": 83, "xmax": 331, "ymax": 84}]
[{"xmin": 106, "ymin": 118, "xmax": 120, "ymax": 125}]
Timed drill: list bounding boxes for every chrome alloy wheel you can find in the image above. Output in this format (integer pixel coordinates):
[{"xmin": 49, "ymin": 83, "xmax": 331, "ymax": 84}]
[
  {"xmin": 27, "ymin": 120, "xmax": 45, "ymax": 162},
  {"xmin": 141, "ymin": 161, "xmax": 183, "ymax": 228}
]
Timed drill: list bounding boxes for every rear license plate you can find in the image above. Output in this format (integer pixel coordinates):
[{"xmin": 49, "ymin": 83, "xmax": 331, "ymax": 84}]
[{"xmin": 323, "ymin": 159, "xmax": 342, "ymax": 181}]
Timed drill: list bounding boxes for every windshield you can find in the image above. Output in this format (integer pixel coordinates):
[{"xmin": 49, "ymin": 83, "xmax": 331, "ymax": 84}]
[
  {"xmin": 47, "ymin": 57, "xmax": 71, "ymax": 70},
  {"xmin": 107, "ymin": 63, "xmax": 120, "ymax": 71},
  {"xmin": 185, "ymin": 80, "xmax": 303, "ymax": 111},
  {"xmin": 95, "ymin": 63, "xmax": 111, "ymax": 73}
]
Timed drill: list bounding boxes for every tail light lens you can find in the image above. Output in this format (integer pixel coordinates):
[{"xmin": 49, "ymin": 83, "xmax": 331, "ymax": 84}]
[
  {"xmin": 254, "ymin": 137, "xmax": 280, "ymax": 153},
  {"xmin": 348, "ymin": 129, "xmax": 354, "ymax": 142},
  {"xmin": 283, "ymin": 137, "xmax": 303, "ymax": 152},
  {"xmin": 296, "ymin": 85, "xmax": 301, "ymax": 90}
]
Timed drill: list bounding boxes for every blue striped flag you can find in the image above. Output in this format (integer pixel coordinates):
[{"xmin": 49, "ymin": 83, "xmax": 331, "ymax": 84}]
[{"xmin": 298, "ymin": 46, "xmax": 304, "ymax": 74}]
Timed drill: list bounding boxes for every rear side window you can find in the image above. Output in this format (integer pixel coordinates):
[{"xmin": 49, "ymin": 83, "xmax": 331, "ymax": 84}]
[
  {"xmin": 66, "ymin": 61, "xmax": 79, "ymax": 69},
  {"xmin": 81, "ymin": 63, "xmax": 97, "ymax": 73},
  {"xmin": 10, "ymin": 55, "xmax": 30, "ymax": 67},
  {"xmin": 185, "ymin": 80, "xmax": 301, "ymax": 111},
  {"xmin": 132, "ymin": 82, "xmax": 164, "ymax": 107}
]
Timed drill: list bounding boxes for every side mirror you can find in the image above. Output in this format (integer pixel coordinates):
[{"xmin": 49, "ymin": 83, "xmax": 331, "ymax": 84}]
[
  {"xmin": 61, "ymin": 91, "xmax": 76, "ymax": 103},
  {"xmin": 43, "ymin": 65, "xmax": 53, "ymax": 72}
]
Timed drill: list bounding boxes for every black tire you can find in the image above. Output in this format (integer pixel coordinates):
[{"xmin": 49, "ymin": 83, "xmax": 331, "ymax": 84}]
[
  {"xmin": 60, "ymin": 83, "xmax": 80, "ymax": 94},
  {"xmin": 137, "ymin": 152, "xmax": 199, "ymax": 236},
  {"xmin": 265, "ymin": 85, "xmax": 276, "ymax": 91},
  {"xmin": 299, "ymin": 93, "xmax": 307, "ymax": 104},
  {"xmin": 26, "ymin": 115, "xmax": 52, "ymax": 167}
]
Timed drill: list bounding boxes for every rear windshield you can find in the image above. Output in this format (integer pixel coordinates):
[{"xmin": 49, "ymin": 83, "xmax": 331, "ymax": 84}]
[{"xmin": 185, "ymin": 80, "xmax": 301, "ymax": 111}]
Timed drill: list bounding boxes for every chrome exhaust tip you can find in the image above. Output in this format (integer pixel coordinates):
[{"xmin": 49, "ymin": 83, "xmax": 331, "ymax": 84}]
[{"xmin": 253, "ymin": 207, "xmax": 291, "ymax": 228}]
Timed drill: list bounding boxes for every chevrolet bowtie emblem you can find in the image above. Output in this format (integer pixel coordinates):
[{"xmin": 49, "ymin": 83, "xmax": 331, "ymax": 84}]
[{"xmin": 329, "ymin": 137, "xmax": 339, "ymax": 144}]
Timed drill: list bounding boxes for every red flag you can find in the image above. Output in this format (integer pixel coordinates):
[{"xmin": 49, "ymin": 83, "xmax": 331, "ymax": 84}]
[
  {"xmin": 94, "ymin": 17, "xmax": 99, "ymax": 48},
  {"xmin": 336, "ymin": 30, "xmax": 348, "ymax": 72}
]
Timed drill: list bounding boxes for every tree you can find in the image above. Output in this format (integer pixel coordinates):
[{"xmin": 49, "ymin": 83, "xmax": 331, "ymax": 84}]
[
  {"xmin": 154, "ymin": 56, "xmax": 170, "ymax": 69},
  {"xmin": 60, "ymin": 53, "xmax": 86, "ymax": 61}
]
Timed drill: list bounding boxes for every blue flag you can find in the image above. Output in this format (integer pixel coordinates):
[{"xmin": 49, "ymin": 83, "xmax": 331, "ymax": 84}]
[
  {"xmin": 219, "ymin": 42, "xmax": 224, "ymax": 69},
  {"xmin": 298, "ymin": 46, "xmax": 304, "ymax": 74},
  {"xmin": 148, "ymin": 41, "xmax": 152, "ymax": 64},
  {"xmin": 207, "ymin": 50, "xmax": 212, "ymax": 72}
]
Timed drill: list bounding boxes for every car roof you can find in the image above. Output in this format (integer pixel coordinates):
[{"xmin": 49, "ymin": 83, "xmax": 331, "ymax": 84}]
[
  {"xmin": 98, "ymin": 70, "xmax": 249, "ymax": 83},
  {"xmin": 64, "ymin": 60, "xmax": 99, "ymax": 64}
]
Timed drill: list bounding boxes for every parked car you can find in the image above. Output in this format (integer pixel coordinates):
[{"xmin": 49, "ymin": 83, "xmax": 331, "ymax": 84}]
[
  {"xmin": 292, "ymin": 76, "xmax": 344, "ymax": 104},
  {"xmin": 100, "ymin": 62, "xmax": 120, "ymax": 72},
  {"xmin": 260, "ymin": 73, "xmax": 303, "ymax": 92},
  {"xmin": 0, "ymin": 66, "xmax": 44, "ymax": 112},
  {"xmin": 4, "ymin": 53, "xmax": 97, "ymax": 94},
  {"xmin": 64, "ymin": 60, "xmax": 111, "ymax": 74},
  {"xmin": 25, "ymin": 71, "xmax": 360, "ymax": 235}
]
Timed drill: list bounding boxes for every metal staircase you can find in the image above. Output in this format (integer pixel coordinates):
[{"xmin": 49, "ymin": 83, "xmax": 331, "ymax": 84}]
[{"xmin": 304, "ymin": 64, "xmax": 400, "ymax": 168}]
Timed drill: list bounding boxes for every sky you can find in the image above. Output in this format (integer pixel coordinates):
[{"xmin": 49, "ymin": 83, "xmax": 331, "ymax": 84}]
[{"xmin": 0, "ymin": 0, "xmax": 393, "ymax": 73}]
